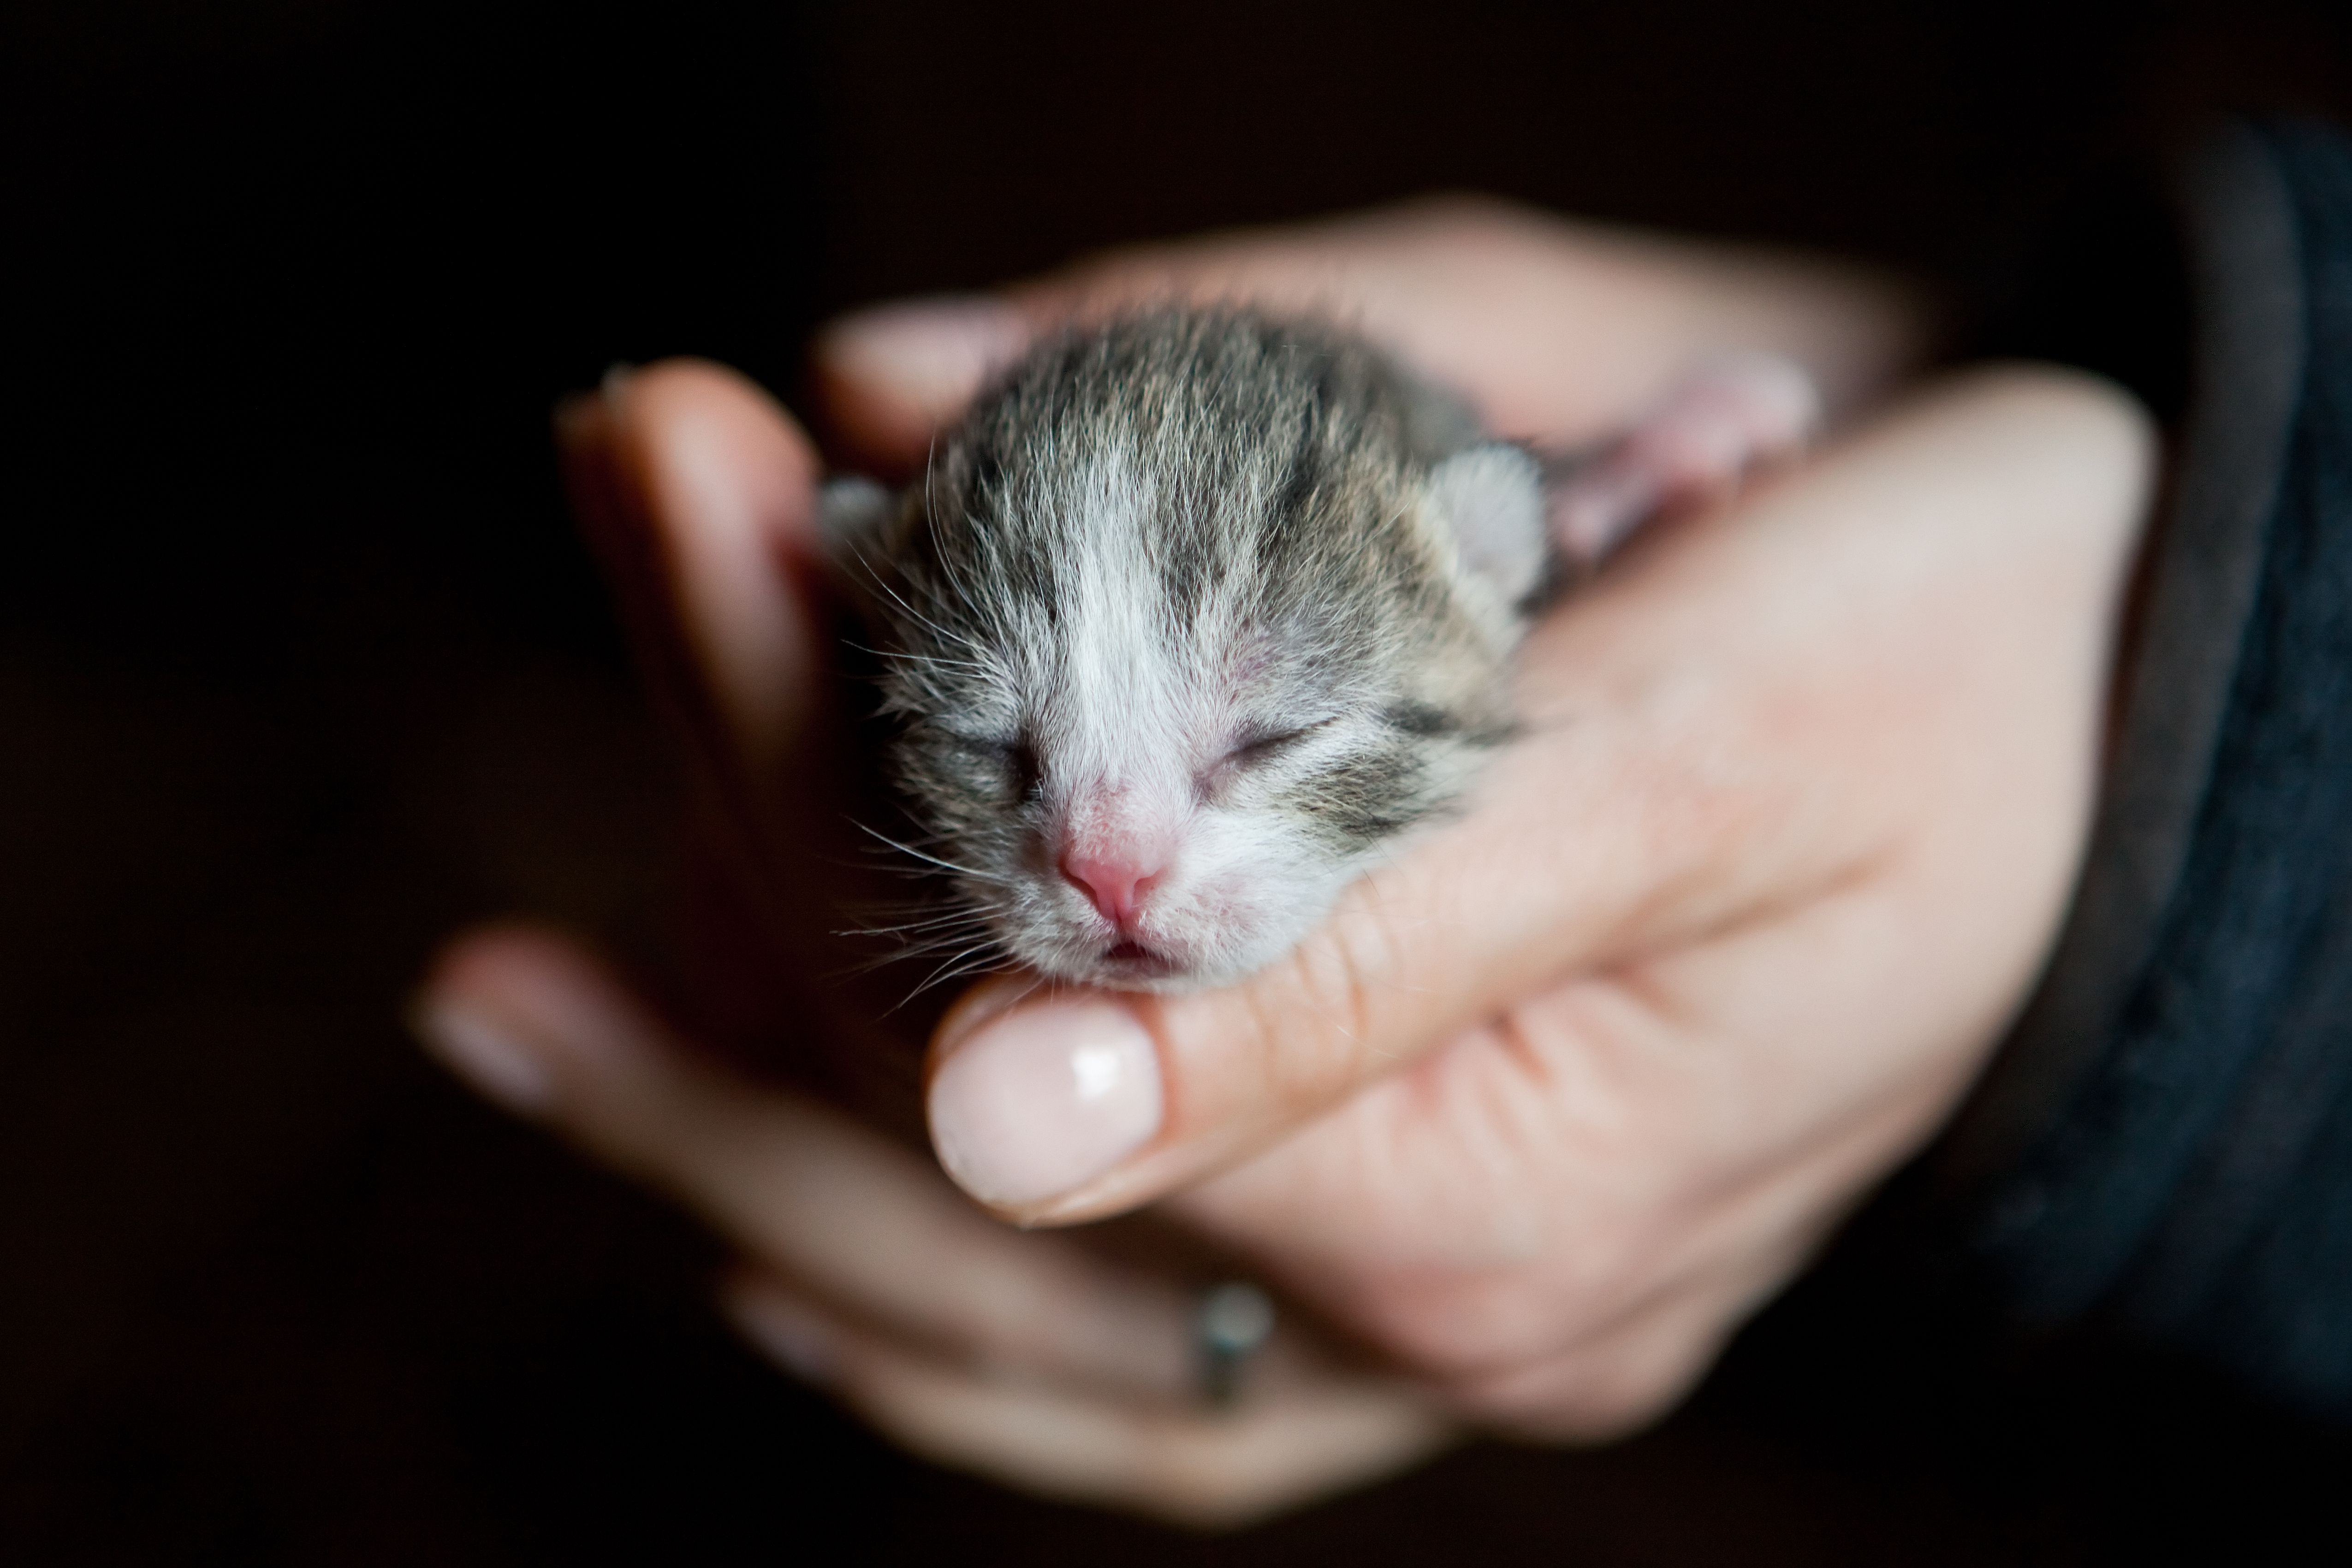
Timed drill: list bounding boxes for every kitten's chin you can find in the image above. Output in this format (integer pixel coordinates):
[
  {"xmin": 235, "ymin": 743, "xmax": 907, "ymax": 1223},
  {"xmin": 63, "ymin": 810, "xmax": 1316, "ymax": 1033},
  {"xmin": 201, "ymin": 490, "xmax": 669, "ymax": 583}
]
[
  {"xmin": 1016, "ymin": 934, "xmax": 1259, "ymax": 995},
  {"xmin": 1004, "ymin": 879, "xmax": 1348, "ymax": 993},
  {"xmin": 1034, "ymin": 943, "xmax": 1211, "ymax": 994},
  {"xmin": 1094, "ymin": 942, "xmax": 1183, "ymax": 986},
  {"xmin": 1062, "ymin": 923, "xmax": 1316, "ymax": 994}
]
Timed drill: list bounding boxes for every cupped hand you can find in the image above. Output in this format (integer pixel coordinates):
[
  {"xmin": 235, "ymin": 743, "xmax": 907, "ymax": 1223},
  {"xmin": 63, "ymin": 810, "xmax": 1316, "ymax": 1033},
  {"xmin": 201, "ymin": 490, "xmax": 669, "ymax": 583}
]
[{"xmin": 417, "ymin": 200, "xmax": 2153, "ymax": 1525}]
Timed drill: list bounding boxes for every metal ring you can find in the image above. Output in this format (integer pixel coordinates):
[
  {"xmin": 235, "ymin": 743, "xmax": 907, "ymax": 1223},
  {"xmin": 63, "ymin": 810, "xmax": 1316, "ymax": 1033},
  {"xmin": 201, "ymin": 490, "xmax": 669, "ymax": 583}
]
[{"xmin": 1194, "ymin": 1280, "xmax": 1275, "ymax": 1408}]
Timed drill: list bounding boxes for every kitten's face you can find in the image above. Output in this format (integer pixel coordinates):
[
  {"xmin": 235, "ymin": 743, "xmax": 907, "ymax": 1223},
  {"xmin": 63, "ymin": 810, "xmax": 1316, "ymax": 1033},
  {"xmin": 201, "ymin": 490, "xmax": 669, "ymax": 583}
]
[
  {"xmin": 882, "ymin": 501, "xmax": 1492, "ymax": 990},
  {"xmin": 840, "ymin": 312, "xmax": 1541, "ymax": 992}
]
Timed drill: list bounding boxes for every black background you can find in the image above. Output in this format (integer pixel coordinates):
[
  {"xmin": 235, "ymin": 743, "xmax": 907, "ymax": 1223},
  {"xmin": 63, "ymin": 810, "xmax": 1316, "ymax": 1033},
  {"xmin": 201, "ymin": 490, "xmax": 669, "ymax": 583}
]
[{"xmin": 6, "ymin": 1, "xmax": 2352, "ymax": 1561}]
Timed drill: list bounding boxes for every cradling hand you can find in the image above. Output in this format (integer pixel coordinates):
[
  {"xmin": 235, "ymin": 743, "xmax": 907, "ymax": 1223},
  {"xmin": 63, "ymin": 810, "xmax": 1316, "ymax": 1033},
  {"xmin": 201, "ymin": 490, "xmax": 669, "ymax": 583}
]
[{"xmin": 418, "ymin": 200, "xmax": 2152, "ymax": 1525}]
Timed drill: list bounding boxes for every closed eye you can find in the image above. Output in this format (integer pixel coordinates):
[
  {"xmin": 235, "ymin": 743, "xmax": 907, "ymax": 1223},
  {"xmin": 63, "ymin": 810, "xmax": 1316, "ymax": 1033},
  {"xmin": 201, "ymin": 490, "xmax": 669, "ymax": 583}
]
[
  {"xmin": 1224, "ymin": 719, "xmax": 1332, "ymax": 768},
  {"xmin": 951, "ymin": 733, "xmax": 1041, "ymax": 797}
]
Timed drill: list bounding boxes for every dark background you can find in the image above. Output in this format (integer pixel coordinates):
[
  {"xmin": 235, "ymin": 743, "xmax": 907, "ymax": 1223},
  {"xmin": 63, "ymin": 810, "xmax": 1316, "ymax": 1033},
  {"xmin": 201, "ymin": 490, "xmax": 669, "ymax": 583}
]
[{"xmin": 6, "ymin": 1, "xmax": 2352, "ymax": 1561}]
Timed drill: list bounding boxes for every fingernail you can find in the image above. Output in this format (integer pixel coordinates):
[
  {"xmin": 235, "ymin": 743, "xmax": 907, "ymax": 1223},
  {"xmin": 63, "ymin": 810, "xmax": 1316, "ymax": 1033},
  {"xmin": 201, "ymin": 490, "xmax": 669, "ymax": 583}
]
[
  {"xmin": 818, "ymin": 296, "xmax": 1028, "ymax": 410},
  {"xmin": 927, "ymin": 1000, "xmax": 1163, "ymax": 1208},
  {"xmin": 723, "ymin": 1282, "xmax": 839, "ymax": 1385},
  {"xmin": 553, "ymin": 363, "xmax": 635, "ymax": 449},
  {"xmin": 412, "ymin": 999, "xmax": 553, "ymax": 1115},
  {"xmin": 551, "ymin": 391, "xmax": 602, "ymax": 455}
]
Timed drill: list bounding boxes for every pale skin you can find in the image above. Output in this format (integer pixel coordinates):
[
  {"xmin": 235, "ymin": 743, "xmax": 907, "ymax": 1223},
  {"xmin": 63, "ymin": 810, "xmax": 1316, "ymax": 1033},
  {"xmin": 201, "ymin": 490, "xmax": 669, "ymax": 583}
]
[{"xmin": 416, "ymin": 200, "xmax": 2156, "ymax": 1527}]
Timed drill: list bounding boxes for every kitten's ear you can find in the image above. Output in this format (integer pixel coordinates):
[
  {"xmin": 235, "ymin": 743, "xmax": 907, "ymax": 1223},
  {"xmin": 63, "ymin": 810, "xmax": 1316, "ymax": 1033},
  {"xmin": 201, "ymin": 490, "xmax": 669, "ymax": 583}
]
[
  {"xmin": 1429, "ymin": 443, "xmax": 1547, "ymax": 605},
  {"xmin": 819, "ymin": 475, "xmax": 896, "ymax": 566},
  {"xmin": 815, "ymin": 475, "xmax": 900, "ymax": 625}
]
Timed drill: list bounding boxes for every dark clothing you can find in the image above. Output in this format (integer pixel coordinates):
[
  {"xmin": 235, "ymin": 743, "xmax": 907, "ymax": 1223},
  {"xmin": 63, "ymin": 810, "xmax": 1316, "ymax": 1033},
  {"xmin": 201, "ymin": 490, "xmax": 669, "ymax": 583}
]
[{"xmin": 1948, "ymin": 119, "xmax": 2352, "ymax": 1421}]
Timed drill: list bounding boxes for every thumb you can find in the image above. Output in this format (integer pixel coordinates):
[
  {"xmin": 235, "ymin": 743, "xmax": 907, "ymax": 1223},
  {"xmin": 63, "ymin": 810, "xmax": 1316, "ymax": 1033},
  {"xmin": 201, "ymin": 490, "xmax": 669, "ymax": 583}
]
[{"xmin": 917, "ymin": 606, "xmax": 1702, "ymax": 1227}]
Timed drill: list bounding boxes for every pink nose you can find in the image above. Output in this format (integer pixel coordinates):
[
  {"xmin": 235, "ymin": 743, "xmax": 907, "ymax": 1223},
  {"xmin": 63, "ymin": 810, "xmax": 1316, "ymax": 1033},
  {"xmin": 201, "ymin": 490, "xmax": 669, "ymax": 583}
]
[{"xmin": 1059, "ymin": 848, "xmax": 1164, "ymax": 929}]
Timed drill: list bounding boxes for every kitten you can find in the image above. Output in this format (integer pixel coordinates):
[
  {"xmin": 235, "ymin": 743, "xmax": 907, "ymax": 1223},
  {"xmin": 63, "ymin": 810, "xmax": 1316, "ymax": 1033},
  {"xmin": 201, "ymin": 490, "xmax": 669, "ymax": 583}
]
[{"xmin": 823, "ymin": 308, "xmax": 1812, "ymax": 993}]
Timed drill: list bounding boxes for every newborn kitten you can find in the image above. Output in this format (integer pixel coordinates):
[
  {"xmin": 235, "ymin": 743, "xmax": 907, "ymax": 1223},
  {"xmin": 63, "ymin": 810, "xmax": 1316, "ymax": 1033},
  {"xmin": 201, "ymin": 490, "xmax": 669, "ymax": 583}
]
[{"xmin": 823, "ymin": 308, "xmax": 1812, "ymax": 994}]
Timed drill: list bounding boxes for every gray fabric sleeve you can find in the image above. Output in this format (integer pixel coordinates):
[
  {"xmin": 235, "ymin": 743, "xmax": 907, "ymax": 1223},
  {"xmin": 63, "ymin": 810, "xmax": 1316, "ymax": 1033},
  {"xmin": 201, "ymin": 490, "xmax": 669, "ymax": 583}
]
[{"xmin": 1931, "ymin": 118, "xmax": 2352, "ymax": 1420}]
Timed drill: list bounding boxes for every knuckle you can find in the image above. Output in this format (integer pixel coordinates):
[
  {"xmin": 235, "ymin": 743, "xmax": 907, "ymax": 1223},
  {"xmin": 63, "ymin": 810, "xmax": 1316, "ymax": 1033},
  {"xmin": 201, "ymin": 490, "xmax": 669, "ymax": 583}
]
[{"xmin": 1248, "ymin": 914, "xmax": 1395, "ymax": 1106}]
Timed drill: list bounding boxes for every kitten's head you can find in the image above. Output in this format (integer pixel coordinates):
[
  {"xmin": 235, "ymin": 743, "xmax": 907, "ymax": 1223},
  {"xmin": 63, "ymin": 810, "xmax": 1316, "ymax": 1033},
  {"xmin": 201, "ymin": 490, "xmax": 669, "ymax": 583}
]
[{"xmin": 829, "ymin": 311, "xmax": 1544, "ymax": 992}]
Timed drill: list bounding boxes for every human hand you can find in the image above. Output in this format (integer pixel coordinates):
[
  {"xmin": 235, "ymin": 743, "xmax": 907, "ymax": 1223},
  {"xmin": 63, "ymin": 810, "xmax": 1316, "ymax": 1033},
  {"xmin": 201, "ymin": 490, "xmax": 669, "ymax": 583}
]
[{"xmin": 418, "ymin": 200, "xmax": 2152, "ymax": 1523}]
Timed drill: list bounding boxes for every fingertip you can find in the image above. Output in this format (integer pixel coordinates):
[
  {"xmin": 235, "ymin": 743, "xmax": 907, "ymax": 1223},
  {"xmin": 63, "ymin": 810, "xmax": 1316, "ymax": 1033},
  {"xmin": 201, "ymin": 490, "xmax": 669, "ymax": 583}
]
[
  {"xmin": 721, "ymin": 1271, "xmax": 843, "ymax": 1387},
  {"xmin": 610, "ymin": 357, "xmax": 824, "ymax": 508},
  {"xmin": 598, "ymin": 358, "xmax": 832, "ymax": 764},
  {"xmin": 812, "ymin": 295, "xmax": 1031, "ymax": 468},
  {"xmin": 919, "ymin": 882, "xmax": 1495, "ymax": 1226},
  {"xmin": 926, "ymin": 992, "xmax": 1166, "ymax": 1216},
  {"xmin": 412, "ymin": 992, "xmax": 555, "ymax": 1116},
  {"xmin": 550, "ymin": 360, "xmax": 636, "ymax": 456},
  {"xmin": 551, "ymin": 387, "xmax": 610, "ymax": 461},
  {"xmin": 411, "ymin": 923, "xmax": 659, "ymax": 1113},
  {"xmin": 412, "ymin": 924, "xmax": 583, "ymax": 1117},
  {"xmin": 418, "ymin": 921, "xmax": 600, "ymax": 1007}
]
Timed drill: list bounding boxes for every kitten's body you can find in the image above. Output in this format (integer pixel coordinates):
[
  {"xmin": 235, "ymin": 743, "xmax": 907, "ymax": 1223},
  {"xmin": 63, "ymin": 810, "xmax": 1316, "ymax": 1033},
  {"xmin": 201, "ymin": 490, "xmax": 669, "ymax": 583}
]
[{"xmin": 825, "ymin": 309, "xmax": 1811, "ymax": 992}]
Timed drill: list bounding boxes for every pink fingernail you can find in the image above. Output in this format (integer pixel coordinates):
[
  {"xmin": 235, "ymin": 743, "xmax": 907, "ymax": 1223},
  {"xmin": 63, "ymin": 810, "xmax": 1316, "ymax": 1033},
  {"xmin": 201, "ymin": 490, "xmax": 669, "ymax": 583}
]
[
  {"xmin": 412, "ymin": 999, "xmax": 553, "ymax": 1115},
  {"xmin": 819, "ymin": 296, "xmax": 1028, "ymax": 410},
  {"xmin": 927, "ymin": 1000, "xmax": 1163, "ymax": 1207},
  {"xmin": 724, "ymin": 1283, "xmax": 839, "ymax": 1386}
]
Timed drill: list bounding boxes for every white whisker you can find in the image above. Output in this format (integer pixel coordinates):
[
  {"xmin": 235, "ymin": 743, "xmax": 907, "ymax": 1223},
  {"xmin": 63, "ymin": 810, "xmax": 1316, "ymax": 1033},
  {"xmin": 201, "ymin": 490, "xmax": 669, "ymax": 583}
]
[{"xmin": 849, "ymin": 820, "xmax": 1011, "ymax": 885}]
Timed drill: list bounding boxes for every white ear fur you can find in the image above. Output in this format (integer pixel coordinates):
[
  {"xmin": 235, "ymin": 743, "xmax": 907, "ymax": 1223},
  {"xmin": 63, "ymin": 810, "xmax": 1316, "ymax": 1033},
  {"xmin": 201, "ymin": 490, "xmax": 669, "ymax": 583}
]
[
  {"xmin": 819, "ymin": 475, "xmax": 895, "ymax": 561},
  {"xmin": 1428, "ymin": 443, "xmax": 1546, "ymax": 604},
  {"xmin": 816, "ymin": 477, "xmax": 902, "ymax": 631}
]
